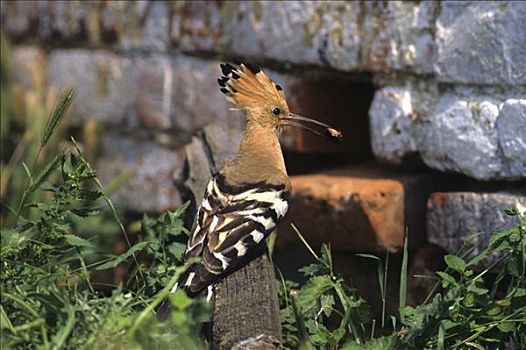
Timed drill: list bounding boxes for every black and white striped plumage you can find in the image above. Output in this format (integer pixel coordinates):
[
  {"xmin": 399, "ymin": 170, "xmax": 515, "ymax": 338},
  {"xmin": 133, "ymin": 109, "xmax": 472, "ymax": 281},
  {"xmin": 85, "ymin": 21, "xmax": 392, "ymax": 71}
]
[
  {"xmin": 181, "ymin": 173, "xmax": 290, "ymax": 294},
  {"xmin": 157, "ymin": 172, "xmax": 290, "ymax": 320}
]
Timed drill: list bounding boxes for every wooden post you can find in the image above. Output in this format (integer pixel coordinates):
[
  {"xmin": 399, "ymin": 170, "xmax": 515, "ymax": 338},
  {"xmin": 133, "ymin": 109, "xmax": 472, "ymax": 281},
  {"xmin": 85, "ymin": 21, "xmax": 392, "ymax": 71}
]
[{"xmin": 211, "ymin": 250, "xmax": 282, "ymax": 350}]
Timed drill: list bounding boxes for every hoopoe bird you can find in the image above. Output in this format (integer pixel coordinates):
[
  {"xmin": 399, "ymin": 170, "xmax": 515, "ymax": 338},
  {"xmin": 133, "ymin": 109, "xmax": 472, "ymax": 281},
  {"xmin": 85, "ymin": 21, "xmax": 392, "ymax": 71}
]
[{"xmin": 157, "ymin": 61, "xmax": 342, "ymax": 320}]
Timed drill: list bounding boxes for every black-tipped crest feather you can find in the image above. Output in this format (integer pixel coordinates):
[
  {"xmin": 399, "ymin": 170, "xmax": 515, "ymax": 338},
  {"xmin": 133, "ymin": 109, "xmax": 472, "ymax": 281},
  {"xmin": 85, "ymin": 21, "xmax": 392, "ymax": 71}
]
[{"xmin": 218, "ymin": 61, "xmax": 286, "ymax": 110}]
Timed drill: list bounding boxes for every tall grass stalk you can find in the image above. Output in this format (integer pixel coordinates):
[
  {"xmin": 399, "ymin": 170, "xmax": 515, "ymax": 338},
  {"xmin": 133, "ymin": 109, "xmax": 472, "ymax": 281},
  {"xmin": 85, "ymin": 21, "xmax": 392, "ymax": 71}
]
[{"xmin": 11, "ymin": 89, "xmax": 74, "ymax": 226}]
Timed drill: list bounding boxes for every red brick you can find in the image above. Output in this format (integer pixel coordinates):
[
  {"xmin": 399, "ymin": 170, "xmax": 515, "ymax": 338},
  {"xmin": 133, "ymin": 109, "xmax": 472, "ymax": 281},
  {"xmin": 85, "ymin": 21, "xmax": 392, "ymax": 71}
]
[{"xmin": 276, "ymin": 164, "xmax": 438, "ymax": 252}]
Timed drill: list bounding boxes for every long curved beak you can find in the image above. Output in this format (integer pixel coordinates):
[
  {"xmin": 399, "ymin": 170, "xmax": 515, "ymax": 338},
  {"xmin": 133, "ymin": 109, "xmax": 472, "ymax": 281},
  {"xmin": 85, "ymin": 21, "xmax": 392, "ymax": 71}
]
[{"xmin": 280, "ymin": 113, "xmax": 343, "ymax": 142}]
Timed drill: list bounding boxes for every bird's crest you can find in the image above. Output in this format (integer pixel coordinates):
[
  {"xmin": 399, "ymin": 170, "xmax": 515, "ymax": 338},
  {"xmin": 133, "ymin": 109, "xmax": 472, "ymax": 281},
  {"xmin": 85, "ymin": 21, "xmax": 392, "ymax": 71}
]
[{"xmin": 218, "ymin": 62, "xmax": 287, "ymax": 112}]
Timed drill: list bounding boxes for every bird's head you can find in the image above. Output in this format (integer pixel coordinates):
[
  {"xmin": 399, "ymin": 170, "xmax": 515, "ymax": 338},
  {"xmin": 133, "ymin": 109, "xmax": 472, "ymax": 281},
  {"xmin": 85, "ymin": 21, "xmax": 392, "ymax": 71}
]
[{"xmin": 219, "ymin": 62, "xmax": 342, "ymax": 142}]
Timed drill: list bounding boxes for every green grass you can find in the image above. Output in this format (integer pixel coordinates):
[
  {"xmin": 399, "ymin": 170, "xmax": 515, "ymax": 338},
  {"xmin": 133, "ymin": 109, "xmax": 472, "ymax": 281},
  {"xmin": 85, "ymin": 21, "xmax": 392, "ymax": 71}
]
[
  {"xmin": 281, "ymin": 211, "xmax": 526, "ymax": 350},
  {"xmin": 1, "ymin": 91, "xmax": 210, "ymax": 349}
]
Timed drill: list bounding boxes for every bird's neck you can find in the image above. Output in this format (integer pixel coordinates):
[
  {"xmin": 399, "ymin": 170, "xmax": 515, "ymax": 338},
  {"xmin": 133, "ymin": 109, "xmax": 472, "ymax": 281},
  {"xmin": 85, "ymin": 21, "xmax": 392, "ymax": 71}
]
[{"xmin": 222, "ymin": 123, "xmax": 289, "ymax": 186}]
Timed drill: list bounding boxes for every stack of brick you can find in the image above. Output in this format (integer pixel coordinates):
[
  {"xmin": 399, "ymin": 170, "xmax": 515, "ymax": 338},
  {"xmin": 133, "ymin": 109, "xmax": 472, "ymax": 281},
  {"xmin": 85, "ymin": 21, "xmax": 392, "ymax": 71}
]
[{"xmin": 3, "ymin": 1, "xmax": 525, "ymax": 306}]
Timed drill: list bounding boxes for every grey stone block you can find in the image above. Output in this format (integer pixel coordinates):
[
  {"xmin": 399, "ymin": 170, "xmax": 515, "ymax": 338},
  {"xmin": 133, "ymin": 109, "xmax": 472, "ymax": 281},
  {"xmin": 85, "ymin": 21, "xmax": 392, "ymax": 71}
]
[
  {"xmin": 48, "ymin": 50, "xmax": 136, "ymax": 126},
  {"xmin": 427, "ymin": 192, "xmax": 526, "ymax": 265},
  {"xmin": 435, "ymin": 1, "xmax": 526, "ymax": 85},
  {"xmin": 171, "ymin": 1, "xmax": 361, "ymax": 71},
  {"xmin": 173, "ymin": 0, "xmax": 437, "ymax": 74},
  {"xmin": 135, "ymin": 55, "xmax": 174, "ymax": 129},
  {"xmin": 421, "ymin": 91, "xmax": 504, "ymax": 180},
  {"xmin": 370, "ymin": 83, "xmax": 526, "ymax": 180},
  {"xmin": 0, "ymin": 1, "xmax": 90, "ymax": 42},
  {"xmin": 118, "ymin": 1, "xmax": 170, "ymax": 52},
  {"xmin": 369, "ymin": 86, "xmax": 419, "ymax": 162},
  {"xmin": 223, "ymin": 1, "xmax": 361, "ymax": 70},
  {"xmin": 360, "ymin": 1, "xmax": 437, "ymax": 74},
  {"xmin": 0, "ymin": 1, "xmax": 170, "ymax": 50},
  {"xmin": 10, "ymin": 46, "xmax": 47, "ymax": 91},
  {"xmin": 97, "ymin": 135, "xmax": 184, "ymax": 213},
  {"xmin": 48, "ymin": 51, "xmax": 173, "ymax": 129},
  {"xmin": 50, "ymin": 52, "xmax": 247, "ymax": 130},
  {"xmin": 497, "ymin": 100, "xmax": 526, "ymax": 178},
  {"xmin": 171, "ymin": 1, "xmax": 223, "ymax": 52},
  {"xmin": 171, "ymin": 56, "xmax": 243, "ymax": 132}
]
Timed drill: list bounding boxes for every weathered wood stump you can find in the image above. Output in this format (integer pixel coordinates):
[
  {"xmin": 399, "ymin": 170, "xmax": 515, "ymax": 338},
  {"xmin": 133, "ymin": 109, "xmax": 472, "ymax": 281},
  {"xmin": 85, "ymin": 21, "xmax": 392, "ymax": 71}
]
[{"xmin": 211, "ymin": 251, "xmax": 282, "ymax": 350}]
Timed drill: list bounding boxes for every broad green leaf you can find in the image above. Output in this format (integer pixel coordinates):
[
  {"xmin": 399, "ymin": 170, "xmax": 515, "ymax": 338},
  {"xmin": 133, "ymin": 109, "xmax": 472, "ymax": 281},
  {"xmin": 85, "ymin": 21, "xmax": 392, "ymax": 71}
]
[
  {"xmin": 64, "ymin": 234, "xmax": 95, "ymax": 248},
  {"xmin": 298, "ymin": 263, "xmax": 324, "ymax": 277},
  {"xmin": 172, "ymin": 200, "xmax": 190, "ymax": 218},
  {"xmin": 169, "ymin": 290, "xmax": 193, "ymax": 310},
  {"xmin": 437, "ymin": 271, "xmax": 457, "ymax": 286},
  {"xmin": 444, "ymin": 255, "xmax": 466, "ymax": 273},
  {"xmin": 297, "ymin": 275, "xmax": 334, "ymax": 312},
  {"xmin": 497, "ymin": 320, "xmax": 516, "ymax": 333},
  {"xmin": 467, "ymin": 284, "xmax": 488, "ymax": 295},
  {"xmin": 168, "ymin": 242, "xmax": 186, "ymax": 260},
  {"xmin": 399, "ymin": 305, "xmax": 415, "ymax": 318},
  {"xmin": 488, "ymin": 229, "xmax": 514, "ymax": 251}
]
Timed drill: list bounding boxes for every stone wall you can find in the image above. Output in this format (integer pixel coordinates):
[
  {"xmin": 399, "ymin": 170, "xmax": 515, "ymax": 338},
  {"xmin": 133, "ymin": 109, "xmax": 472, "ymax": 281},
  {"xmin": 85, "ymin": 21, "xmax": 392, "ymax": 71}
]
[{"xmin": 2, "ymin": 0, "xmax": 525, "ymax": 305}]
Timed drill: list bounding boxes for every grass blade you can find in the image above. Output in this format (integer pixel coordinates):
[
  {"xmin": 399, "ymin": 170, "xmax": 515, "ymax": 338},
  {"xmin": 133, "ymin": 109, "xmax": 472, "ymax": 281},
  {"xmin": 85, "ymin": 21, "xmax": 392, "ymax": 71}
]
[
  {"xmin": 41, "ymin": 89, "xmax": 74, "ymax": 147},
  {"xmin": 437, "ymin": 321, "xmax": 445, "ymax": 350},
  {"xmin": 95, "ymin": 241, "xmax": 151, "ymax": 270},
  {"xmin": 381, "ymin": 251, "xmax": 389, "ymax": 330},
  {"xmin": 399, "ymin": 231, "xmax": 409, "ymax": 310},
  {"xmin": 290, "ymin": 290, "xmax": 314, "ymax": 350},
  {"xmin": 291, "ymin": 223, "xmax": 319, "ymax": 261},
  {"xmin": 0, "ymin": 305, "xmax": 15, "ymax": 333},
  {"xmin": 28, "ymin": 151, "xmax": 64, "ymax": 193},
  {"xmin": 51, "ymin": 305, "xmax": 76, "ymax": 350},
  {"xmin": 21, "ymin": 162, "xmax": 32, "ymax": 181}
]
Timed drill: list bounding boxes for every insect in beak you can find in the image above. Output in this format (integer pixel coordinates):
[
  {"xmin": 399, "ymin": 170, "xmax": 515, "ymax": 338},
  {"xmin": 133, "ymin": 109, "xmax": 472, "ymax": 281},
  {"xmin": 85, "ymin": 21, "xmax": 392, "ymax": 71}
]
[{"xmin": 280, "ymin": 113, "xmax": 343, "ymax": 142}]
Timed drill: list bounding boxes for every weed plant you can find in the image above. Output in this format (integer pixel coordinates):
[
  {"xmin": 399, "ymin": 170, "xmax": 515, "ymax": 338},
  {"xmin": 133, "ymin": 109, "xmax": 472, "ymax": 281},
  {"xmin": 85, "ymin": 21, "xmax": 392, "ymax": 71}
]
[
  {"xmin": 280, "ymin": 213, "xmax": 526, "ymax": 350},
  {"xmin": 1, "ymin": 91, "xmax": 209, "ymax": 349}
]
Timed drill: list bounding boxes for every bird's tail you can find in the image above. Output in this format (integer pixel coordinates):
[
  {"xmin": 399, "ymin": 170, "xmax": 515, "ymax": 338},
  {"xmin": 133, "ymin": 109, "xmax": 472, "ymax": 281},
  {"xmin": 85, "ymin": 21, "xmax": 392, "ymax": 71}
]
[
  {"xmin": 156, "ymin": 297, "xmax": 174, "ymax": 321},
  {"xmin": 156, "ymin": 266, "xmax": 215, "ymax": 321}
]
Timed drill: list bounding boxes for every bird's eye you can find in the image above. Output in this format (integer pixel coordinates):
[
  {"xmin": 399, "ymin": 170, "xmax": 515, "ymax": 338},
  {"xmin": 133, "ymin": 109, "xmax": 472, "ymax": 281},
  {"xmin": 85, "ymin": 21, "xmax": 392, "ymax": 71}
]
[{"xmin": 272, "ymin": 108, "xmax": 281, "ymax": 116}]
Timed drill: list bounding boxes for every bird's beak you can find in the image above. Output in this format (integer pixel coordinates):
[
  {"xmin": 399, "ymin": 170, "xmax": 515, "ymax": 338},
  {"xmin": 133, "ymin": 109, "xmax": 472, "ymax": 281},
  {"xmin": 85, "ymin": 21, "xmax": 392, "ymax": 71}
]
[{"xmin": 281, "ymin": 113, "xmax": 343, "ymax": 142}]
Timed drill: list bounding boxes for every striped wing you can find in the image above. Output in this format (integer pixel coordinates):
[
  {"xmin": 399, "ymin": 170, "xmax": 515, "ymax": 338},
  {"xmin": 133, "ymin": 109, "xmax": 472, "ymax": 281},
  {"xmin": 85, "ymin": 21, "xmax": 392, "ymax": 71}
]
[{"xmin": 182, "ymin": 173, "xmax": 290, "ymax": 294}]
